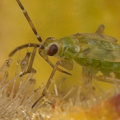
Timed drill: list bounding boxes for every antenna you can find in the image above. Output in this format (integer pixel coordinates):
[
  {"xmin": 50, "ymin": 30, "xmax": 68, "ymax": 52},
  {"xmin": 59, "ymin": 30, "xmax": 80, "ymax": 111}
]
[{"xmin": 16, "ymin": 0, "xmax": 42, "ymax": 42}]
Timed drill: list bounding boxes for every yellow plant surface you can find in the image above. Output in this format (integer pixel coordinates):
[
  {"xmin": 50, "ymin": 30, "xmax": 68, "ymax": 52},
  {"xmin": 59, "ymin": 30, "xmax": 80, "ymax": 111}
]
[
  {"xmin": 44, "ymin": 94, "xmax": 120, "ymax": 120},
  {"xmin": 1, "ymin": 0, "xmax": 120, "ymax": 88}
]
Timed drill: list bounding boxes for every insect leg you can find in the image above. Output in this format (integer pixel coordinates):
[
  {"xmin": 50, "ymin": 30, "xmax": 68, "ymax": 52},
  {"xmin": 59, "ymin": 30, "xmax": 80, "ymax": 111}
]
[
  {"xmin": 9, "ymin": 43, "xmax": 42, "ymax": 57},
  {"xmin": 16, "ymin": 0, "xmax": 42, "ymax": 42},
  {"xmin": 39, "ymin": 50, "xmax": 72, "ymax": 75},
  {"xmin": 95, "ymin": 75, "xmax": 120, "ymax": 94},
  {"xmin": 95, "ymin": 24, "xmax": 105, "ymax": 34},
  {"xmin": 82, "ymin": 66, "xmax": 93, "ymax": 84},
  {"xmin": 32, "ymin": 60, "xmax": 71, "ymax": 108},
  {"xmin": 94, "ymin": 75, "xmax": 120, "ymax": 84},
  {"xmin": 95, "ymin": 24, "xmax": 117, "ymax": 43},
  {"xmin": 20, "ymin": 47, "xmax": 37, "ymax": 76},
  {"xmin": 79, "ymin": 66, "xmax": 97, "ymax": 101}
]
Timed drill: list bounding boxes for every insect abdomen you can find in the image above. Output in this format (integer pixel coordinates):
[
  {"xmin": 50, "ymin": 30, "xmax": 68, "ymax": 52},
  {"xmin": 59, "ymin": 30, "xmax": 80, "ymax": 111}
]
[
  {"xmin": 100, "ymin": 61, "xmax": 120, "ymax": 78},
  {"xmin": 74, "ymin": 57, "xmax": 120, "ymax": 78}
]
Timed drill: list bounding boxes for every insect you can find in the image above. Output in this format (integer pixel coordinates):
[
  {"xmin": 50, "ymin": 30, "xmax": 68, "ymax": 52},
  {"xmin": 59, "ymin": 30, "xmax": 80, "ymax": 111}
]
[{"xmin": 9, "ymin": 0, "xmax": 120, "ymax": 108}]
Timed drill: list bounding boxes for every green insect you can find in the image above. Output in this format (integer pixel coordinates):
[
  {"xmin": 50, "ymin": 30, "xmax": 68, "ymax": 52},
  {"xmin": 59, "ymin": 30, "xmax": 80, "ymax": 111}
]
[{"xmin": 9, "ymin": 0, "xmax": 120, "ymax": 108}]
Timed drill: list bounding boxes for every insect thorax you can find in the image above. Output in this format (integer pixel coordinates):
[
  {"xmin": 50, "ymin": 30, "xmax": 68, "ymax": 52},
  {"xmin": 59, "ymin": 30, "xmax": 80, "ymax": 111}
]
[{"xmin": 57, "ymin": 36, "xmax": 80, "ymax": 59}]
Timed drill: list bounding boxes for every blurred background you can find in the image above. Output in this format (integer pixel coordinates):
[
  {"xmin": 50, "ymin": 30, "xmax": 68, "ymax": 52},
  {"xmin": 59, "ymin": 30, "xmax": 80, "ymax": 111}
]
[{"xmin": 0, "ymin": 0, "xmax": 120, "ymax": 91}]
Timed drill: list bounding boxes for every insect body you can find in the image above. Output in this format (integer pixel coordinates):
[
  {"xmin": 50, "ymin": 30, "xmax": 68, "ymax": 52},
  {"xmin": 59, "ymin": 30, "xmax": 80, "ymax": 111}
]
[
  {"xmin": 41, "ymin": 32, "xmax": 120, "ymax": 79},
  {"xmin": 10, "ymin": 0, "xmax": 120, "ymax": 108}
]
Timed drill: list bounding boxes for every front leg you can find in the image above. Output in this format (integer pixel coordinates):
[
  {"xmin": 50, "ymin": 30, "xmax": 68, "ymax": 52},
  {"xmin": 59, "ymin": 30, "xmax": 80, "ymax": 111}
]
[
  {"xmin": 32, "ymin": 59, "xmax": 73, "ymax": 108},
  {"xmin": 39, "ymin": 49, "xmax": 72, "ymax": 75}
]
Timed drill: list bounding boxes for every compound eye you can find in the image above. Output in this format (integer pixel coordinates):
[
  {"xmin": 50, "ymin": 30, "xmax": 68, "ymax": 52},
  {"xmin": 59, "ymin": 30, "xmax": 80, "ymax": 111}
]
[{"xmin": 47, "ymin": 44, "xmax": 58, "ymax": 56}]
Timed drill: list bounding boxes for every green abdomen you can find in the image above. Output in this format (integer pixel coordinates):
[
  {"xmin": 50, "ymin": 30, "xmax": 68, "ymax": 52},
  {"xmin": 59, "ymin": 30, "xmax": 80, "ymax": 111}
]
[{"xmin": 74, "ymin": 57, "xmax": 120, "ymax": 78}]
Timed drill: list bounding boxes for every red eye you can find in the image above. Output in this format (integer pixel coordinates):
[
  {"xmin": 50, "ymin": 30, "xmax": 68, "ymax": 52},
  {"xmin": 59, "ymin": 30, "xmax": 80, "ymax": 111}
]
[{"xmin": 47, "ymin": 44, "xmax": 58, "ymax": 56}]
